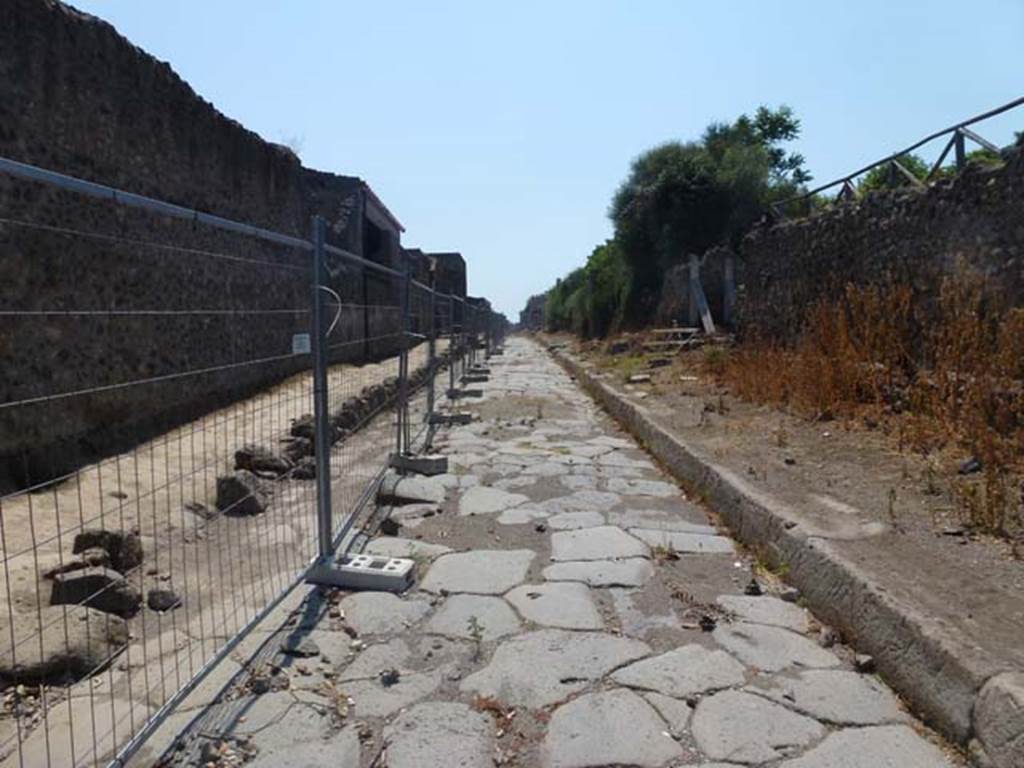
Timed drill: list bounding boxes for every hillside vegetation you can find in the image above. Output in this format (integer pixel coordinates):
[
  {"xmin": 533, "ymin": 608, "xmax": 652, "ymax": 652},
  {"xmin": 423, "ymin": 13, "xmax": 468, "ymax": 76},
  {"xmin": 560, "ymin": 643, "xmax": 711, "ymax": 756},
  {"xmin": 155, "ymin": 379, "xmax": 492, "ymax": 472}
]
[{"xmin": 544, "ymin": 105, "xmax": 809, "ymax": 336}]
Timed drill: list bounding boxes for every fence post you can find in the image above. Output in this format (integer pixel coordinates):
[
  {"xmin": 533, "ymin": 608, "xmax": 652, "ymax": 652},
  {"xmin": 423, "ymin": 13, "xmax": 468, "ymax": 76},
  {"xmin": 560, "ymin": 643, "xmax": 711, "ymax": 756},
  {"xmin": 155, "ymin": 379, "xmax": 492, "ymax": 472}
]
[
  {"xmin": 689, "ymin": 253, "xmax": 716, "ymax": 334},
  {"xmin": 954, "ymin": 129, "xmax": 966, "ymax": 169},
  {"xmin": 688, "ymin": 254, "xmax": 700, "ymax": 327},
  {"xmin": 310, "ymin": 215, "xmax": 334, "ymax": 561},
  {"xmin": 427, "ymin": 276, "xmax": 437, "ymax": 424},
  {"xmin": 723, "ymin": 253, "xmax": 736, "ymax": 328},
  {"xmin": 448, "ymin": 296, "xmax": 456, "ymax": 397},
  {"xmin": 396, "ymin": 258, "xmax": 411, "ymax": 457}
]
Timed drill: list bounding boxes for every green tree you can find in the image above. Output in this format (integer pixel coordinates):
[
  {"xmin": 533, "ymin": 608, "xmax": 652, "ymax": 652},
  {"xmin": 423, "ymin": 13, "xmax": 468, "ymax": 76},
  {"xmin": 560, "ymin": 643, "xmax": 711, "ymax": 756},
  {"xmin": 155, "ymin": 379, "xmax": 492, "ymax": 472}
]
[
  {"xmin": 609, "ymin": 105, "xmax": 809, "ymax": 319},
  {"xmin": 542, "ymin": 241, "xmax": 632, "ymax": 338},
  {"xmin": 609, "ymin": 142, "xmax": 728, "ymax": 307},
  {"xmin": 857, "ymin": 153, "xmax": 930, "ymax": 193},
  {"xmin": 703, "ymin": 105, "xmax": 811, "ymax": 189}
]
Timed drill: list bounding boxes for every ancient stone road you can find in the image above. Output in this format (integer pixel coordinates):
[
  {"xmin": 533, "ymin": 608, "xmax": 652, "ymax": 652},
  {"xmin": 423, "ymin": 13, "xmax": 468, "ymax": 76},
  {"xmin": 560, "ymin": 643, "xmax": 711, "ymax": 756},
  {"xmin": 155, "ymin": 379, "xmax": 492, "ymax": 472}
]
[{"xmin": 169, "ymin": 337, "xmax": 959, "ymax": 767}]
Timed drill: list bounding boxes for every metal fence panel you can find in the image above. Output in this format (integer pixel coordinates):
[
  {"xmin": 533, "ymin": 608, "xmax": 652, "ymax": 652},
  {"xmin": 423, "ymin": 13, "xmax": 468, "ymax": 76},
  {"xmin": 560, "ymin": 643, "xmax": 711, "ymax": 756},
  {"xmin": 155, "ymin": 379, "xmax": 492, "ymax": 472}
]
[{"xmin": 0, "ymin": 157, "xmax": 501, "ymax": 767}]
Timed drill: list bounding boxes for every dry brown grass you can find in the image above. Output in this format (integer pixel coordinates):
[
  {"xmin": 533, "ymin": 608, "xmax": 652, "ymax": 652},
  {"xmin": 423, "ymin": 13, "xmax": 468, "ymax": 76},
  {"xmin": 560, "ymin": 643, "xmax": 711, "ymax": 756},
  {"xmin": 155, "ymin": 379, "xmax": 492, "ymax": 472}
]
[{"xmin": 716, "ymin": 271, "xmax": 1024, "ymax": 538}]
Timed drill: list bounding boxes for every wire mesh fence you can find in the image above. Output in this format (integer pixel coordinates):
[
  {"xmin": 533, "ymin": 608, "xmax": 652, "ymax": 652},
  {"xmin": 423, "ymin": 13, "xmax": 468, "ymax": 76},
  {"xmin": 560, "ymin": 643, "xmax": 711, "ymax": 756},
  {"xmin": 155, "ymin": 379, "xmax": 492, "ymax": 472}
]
[{"xmin": 0, "ymin": 156, "xmax": 502, "ymax": 767}]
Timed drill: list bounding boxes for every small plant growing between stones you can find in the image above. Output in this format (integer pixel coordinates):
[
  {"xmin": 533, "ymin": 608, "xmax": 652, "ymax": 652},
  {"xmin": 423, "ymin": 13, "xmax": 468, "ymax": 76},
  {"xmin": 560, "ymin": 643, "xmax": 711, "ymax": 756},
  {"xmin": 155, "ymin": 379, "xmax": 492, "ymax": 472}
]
[
  {"xmin": 923, "ymin": 460, "xmax": 942, "ymax": 496},
  {"xmin": 773, "ymin": 423, "xmax": 788, "ymax": 448},
  {"xmin": 467, "ymin": 615, "xmax": 485, "ymax": 659},
  {"xmin": 405, "ymin": 546, "xmax": 430, "ymax": 578},
  {"xmin": 887, "ymin": 487, "xmax": 905, "ymax": 534},
  {"xmin": 651, "ymin": 539, "xmax": 680, "ymax": 563},
  {"xmin": 704, "ymin": 346, "xmax": 729, "ymax": 376}
]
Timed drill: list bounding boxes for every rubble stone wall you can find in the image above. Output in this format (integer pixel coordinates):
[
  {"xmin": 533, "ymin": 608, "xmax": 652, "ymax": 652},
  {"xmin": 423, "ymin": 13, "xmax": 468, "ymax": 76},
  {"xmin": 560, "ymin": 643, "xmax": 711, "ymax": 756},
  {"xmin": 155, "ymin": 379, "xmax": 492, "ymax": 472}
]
[{"xmin": 736, "ymin": 149, "xmax": 1024, "ymax": 341}]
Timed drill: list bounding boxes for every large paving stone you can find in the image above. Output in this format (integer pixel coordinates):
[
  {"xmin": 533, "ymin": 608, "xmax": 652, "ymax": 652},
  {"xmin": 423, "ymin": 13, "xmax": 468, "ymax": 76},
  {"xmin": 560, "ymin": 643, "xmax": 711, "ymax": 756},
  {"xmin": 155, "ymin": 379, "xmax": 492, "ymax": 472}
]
[
  {"xmin": 564, "ymin": 443, "xmax": 614, "ymax": 458},
  {"xmin": 714, "ymin": 623, "xmax": 841, "ymax": 672},
  {"xmin": 716, "ymin": 595, "xmax": 809, "ymax": 632},
  {"xmin": 435, "ymin": 472, "xmax": 480, "ymax": 489},
  {"xmin": 540, "ymin": 490, "xmax": 622, "ymax": 514},
  {"xmin": 610, "ymin": 587, "xmax": 681, "ymax": 637},
  {"xmin": 642, "ymin": 691, "xmax": 692, "ymax": 739},
  {"xmin": 380, "ymin": 474, "xmax": 446, "ymax": 504},
  {"xmin": 338, "ymin": 592, "xmax": 431, "ymax": 635},
  {"xmin": 692, "ymin": 689, "xmax": 825, "ymax": 764},
  {"xmin": 596, "ymin": 464, "xmax": 646, "ymax": 478},
  {"xmin": 346, "ymin": 669, "xmax": 445, "ymax": 718},
  {"xmin": 388, "ymin": 502, "xmax": 441, "ymax": 523},
  {"xmin": 524, "ymin": 461, "xmax": 570, "ymax": 477},
  {"xmin": 607, "ymin": 509, "xmax": 717, "ymax": 534},
  {"xmin": 460, "ymin": 629, "xmax": 650, "ymax": 708},
  {"xmin": 543, "ymin": 558, "xmax": 654, "ymax": 587},
  {"xmin": 606, "ymin": 477, "xmax": 679, "ymax": 497},
  {"xmin": 747, "ymin": 669, "xmax": 907, "ymax": 725},
  {"xmin": 629, "ymin": 528, "xmax": 735, "ymax": 554},
  {"xmin": 218, "ymin": 692, "xmax": 332, "ymax": 746},
  {"xmin": 587, "ymin": 435, "xmax": 633, "ymax": 449},
  {"xmin": 596, "ymin": 452, "xmax": 655, "ymax": 470},
  {"xmin": 541, "ymin": 689, "xmax": 682, "ymax": 767},
  {"xmin": 611, "ymin": 644, "xmax": 747, "ymax": 698},
  {"xmin": 384, "ymin": 702, "xmax": 494, "ymax": 768},
  {"xmin": 338, "ymin": 638, "xmax": 412, "ymax": 680},
  {"xmin": 459, "ymin": 486, "xmax": 529, "ymax": 516},
  {"xmin": 547, "ymin": 511, "xmax": 606, "ymax": 530},
  {"xmin": 420, "ymin": 549, "xmax": 535, "ymax": 594},
  {"xmin": 778, "ymin": 725, "xmax": 955, "ymax": 768},
  {"xmin": 497, "ymin": 506, "xmax": 550, "ymax": 525},
  {"xmin": 550, "ymin": 526, "xmax": 648, "ymax": 561},
  {"xmin": 248, "ymin": 724, "xmax": 360, "ymax": 767},
  {"xmin": 559, "ymin": 474, "xmax": 602, "ymax": 491},
  {"xmin": 505, "ymin": 582, "xmax": 603, "ymax": 629},
  {"xmin": 424, "ymin": 594, "xmax": 522, "ymax": 640},
  {"xmin": 363, "ymin": 537, "xmax": 452, "ymax": 560},
  {"xmin": 495, "ymin": 476, "xmax": 542, "ymax": 491}
]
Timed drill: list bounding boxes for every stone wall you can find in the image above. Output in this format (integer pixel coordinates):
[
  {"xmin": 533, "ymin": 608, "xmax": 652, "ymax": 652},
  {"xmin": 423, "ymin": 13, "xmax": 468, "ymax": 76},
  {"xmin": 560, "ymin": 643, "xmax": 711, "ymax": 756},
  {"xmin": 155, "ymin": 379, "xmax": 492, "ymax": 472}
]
[
  {"xmin": 518, "ymin": 293, "xmax": 546, "ymax": 330},
  {"xmin": 0, "ymin": 0, "xmax": 443, "ymax": 489},
  {"xmin": 653, "ymin": 247, "xmax": 731, "ymax": 329},
  {"xmin": 737, "ymin": 149, "xmax": 1024, "ymax": 341}
]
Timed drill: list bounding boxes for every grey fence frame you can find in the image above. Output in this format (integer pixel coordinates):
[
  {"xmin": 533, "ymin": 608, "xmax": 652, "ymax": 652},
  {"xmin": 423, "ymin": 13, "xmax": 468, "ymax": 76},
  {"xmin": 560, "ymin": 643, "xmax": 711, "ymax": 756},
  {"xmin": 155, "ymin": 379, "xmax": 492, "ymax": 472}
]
[{"xmin": 0, "ymin": 155, "xmax": 501, "ymax": 767}]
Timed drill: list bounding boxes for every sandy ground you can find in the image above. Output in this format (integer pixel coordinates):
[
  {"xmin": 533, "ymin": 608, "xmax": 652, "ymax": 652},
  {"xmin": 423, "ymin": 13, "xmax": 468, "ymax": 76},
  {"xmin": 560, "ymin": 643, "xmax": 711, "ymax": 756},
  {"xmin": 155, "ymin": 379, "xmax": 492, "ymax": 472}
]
[{"xmin": 0, "ymin": 343, "xmax": 438, "ymax": 767}]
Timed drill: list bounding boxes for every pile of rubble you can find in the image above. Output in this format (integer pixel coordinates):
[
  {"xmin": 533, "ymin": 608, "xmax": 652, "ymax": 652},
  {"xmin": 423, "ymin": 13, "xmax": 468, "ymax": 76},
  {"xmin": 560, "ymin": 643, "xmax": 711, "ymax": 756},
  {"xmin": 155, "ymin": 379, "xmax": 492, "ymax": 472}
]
[{"xmin": 215, "ymin": 358, "xmax": 443, "ymax": 517}]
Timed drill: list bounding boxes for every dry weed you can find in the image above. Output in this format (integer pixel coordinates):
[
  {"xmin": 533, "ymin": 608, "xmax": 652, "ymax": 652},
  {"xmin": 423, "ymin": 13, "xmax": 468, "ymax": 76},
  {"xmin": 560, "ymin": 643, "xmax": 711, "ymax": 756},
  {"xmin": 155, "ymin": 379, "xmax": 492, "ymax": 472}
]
[{"xmin": 715, "ymin": 271, "xmax": 1023, "ymax": 537}]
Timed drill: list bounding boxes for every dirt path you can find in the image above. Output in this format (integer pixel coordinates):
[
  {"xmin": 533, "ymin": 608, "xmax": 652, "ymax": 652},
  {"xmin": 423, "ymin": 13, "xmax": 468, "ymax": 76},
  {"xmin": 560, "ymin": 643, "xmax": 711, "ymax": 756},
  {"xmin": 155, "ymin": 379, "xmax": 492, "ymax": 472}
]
[{"xmin": 150, "ymin": 336, "xmax": 965, "ymax": 767}]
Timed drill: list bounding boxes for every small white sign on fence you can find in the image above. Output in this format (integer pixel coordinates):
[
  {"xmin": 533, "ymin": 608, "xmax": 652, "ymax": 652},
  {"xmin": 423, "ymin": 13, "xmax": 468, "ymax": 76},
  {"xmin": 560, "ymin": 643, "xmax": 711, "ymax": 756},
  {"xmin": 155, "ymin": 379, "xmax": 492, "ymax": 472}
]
[{"xmin": 292, "ymin": 333, "xmax": 311, "ymax": 354}]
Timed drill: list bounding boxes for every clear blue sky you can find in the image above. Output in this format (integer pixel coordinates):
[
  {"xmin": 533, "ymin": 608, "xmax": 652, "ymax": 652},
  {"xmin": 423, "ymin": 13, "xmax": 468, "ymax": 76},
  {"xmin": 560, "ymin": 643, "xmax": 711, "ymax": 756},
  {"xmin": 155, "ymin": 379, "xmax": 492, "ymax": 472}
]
[{"xmin": 72, "ymin": 1, "xmax": 1023, "ymax": 318}]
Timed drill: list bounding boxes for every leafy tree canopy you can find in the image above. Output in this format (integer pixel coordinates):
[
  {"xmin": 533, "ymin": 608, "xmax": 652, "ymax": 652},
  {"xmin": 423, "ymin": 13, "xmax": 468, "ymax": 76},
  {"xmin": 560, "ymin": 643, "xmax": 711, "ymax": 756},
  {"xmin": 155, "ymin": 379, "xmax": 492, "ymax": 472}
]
[
  {"xmin": 608, "ymin": 105, "xmax": 809, "ymax": 312},
  {"xmin": 858, "ymin": 153, "xmax": 931, "ymax": 193}
]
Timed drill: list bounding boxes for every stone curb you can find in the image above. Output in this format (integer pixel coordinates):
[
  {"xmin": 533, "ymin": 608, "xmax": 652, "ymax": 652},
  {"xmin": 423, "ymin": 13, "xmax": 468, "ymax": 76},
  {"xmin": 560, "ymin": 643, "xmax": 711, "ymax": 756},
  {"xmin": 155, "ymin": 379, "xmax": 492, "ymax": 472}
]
[{"xmin": 551, "ymin": 347, "xmax": 1021, "ymax": 768}]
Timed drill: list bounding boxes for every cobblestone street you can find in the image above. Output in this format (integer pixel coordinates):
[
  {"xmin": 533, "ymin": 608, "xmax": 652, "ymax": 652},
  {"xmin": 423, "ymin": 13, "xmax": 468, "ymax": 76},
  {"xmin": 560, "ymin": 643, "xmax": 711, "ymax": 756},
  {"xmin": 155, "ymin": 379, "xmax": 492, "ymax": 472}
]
[{"xmin": 162, "ymin": 337, "xmax": 960, "ymax": 767}]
